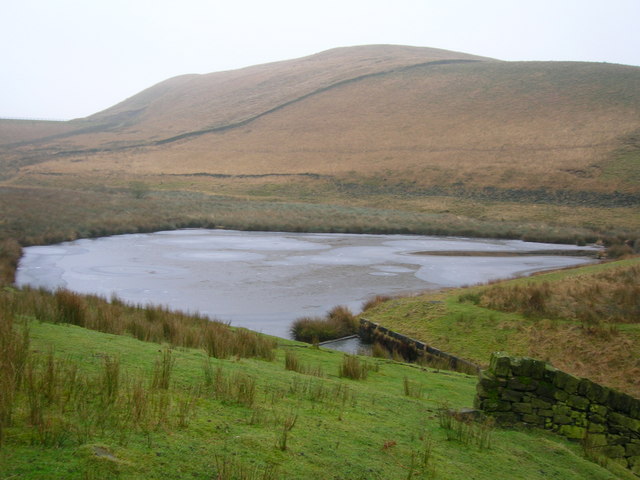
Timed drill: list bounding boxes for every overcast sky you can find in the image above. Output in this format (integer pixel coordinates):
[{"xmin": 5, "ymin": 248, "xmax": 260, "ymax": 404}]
[{"xmin": 1, "ymin": 0, "xmax": 639, "ymax": 120}]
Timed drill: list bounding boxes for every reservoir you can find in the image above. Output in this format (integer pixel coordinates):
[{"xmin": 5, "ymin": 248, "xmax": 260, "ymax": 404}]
[{"xmin": 16, "ymin": 229, "xmax": 598, "ymax": 339}]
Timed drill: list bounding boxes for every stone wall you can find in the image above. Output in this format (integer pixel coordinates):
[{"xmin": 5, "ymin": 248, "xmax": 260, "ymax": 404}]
[
  {"xmin": 475, "ymin": 352, "xmax": 640, "ymax": 475},
  {"xmin": 358, "ymin": 318, "xmax": 480, "ymax": 375}
]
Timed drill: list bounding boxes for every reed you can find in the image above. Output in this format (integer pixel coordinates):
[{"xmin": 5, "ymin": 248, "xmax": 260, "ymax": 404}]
[
  {"xmin": 151, "ymin": 349, "xmax": 174, "ymax": 390},
  {"xmin": 338, "ymin": 354, "xmax": 375, "ymax": 380},
  {"xmin": 276, "ymin": 411, "xmax": 298, "ymax": 451},
  {"xmin": 0, "ymin": 312, "xmax": 30, "ymax": 446},
  {"xmin": 403, "ymin": 377, "xmax": 424, "ymax": 399}
]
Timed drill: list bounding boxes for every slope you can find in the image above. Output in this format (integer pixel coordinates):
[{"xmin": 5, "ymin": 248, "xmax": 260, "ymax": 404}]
[
  {"xmin": 0, "ymin": 287, "xmax": 632, "ymax": 480},
  {"xmin": 6, "ymin": 47, "xmax": 639, "ymax": 198}
]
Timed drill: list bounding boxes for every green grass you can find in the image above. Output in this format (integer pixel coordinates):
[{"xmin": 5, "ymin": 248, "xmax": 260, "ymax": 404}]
[
  {"xmin": 1, "ymin": 315, "xmax": 633, "ymax": 480},
  {"xmin": 363, "ymin": 257, "xmax": 640, "ymax": 398}
]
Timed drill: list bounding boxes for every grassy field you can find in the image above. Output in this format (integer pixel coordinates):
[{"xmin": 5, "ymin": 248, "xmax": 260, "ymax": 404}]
[
  {"xmin": 0, "ymin": 287, "xmax": 634, "ymax": 480},
  {"xmin": 363, "ymin": 257, "xmax": 640, "ymax": 399}
]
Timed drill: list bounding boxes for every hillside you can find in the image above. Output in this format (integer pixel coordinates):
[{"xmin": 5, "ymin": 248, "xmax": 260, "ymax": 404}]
[
  {"xmin": 363, "ymin": 257, "xmax": 640, "ymax": 398},
  {"xmin": 0, "ymin": 288, "xmax": 633, "ymax": 479},
  {"xmin": 2, "ymin": 44, "xmax": 639, "ymax": 197}
]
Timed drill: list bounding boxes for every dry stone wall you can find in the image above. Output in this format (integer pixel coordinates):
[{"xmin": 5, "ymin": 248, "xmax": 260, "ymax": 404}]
[
  {"xmin": 358, "ymin": 318, "xmax": 480, "ymax": 375},
  {"xmin": 475, "ymin": 352, "xmax": 640, "ymax": 475}
]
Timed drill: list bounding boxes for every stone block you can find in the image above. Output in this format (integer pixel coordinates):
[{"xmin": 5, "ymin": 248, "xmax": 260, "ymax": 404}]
[
  {"xmin": 511, "ymin": 357, "xmax": 546, "ymax": 379},
  {"xmin": 476, "ymin": 381, "xmax": 499, "ymax": 400},
  {"xmin": 553, "ymin": 390, "xmax": 569, "ymax": 402},
  {"xmin": 522, "ymin": 414, "xmax": 545, "ymax": 426},
  {"xmin": 530, "ymin": 359, "xmax": 547, "ymax": 380},
  {"xmin": 559, "ymin": 424, "xmax": 586, "ymax": 440},
  {"xmin": 587, "ymin": 422, "xmax": 606, "ymax": 433},
  {"xmin": 567, "ymin": 395, "xmax": 590, "ymax": 411},
  {"xmin": 609, "ymin": 412, "xmax": 640, "ymax": 432},
  {"xmin": 511, "ymin": 357, "xmax": 531, "ymax": 377},
  {"xmin": 631, "ymin": 458, "xmax": 640, "ymax": 476},
  {"xmin": 606, "ymin": 433, "xmax": 626, "ymax": 445},
  {"xmin": 513, "ymin": 402, "xmax": 533, "ymax": 414},
  {"xmin": 577, "ymin": 378, "xmax": 591, "ymax": 396},
  {"xmin": 492, "ymin": 412, "xmax": 520, "ymax": 425},
  {"xmin": 570, "ymin": 410, "xmax": 588, "ymax": 427},
  {"xmin": 489, "ymin": 352, "xmax": 511, "ymax": 377},
  {"xmin": 542, "ymin": 363, "xmax": 558, "ymax": 382},
  {"xmin": 583, "ymin": 382, "xmax": 610, "ymax": 404},
  {"xmin": 534, "ymin": 380, "xmax": 556, "ymax": 399},
  {"xmin": 531, "ymin": 398, "xmax": 552, "ymax": 409},
  {"xmin": 554, "ymin": 371, "xmax": 580, "ymax": 394},
  {"xmin": 501, "ymin": 389, "xmax": 524, "ymax": 402},
  {"xmin": 538, "ymin": 409, "xmax": 554, "ymax": 418},
  {"xmin": 553, "ymin": 414, "xmax": 572, "ymax": 425},
  {"xmin": 587, "ymin": 413, "xmax": 606, "ymax": 424},
  {"xmin": 482, "ymin": 399, "xmax": 512, "ymax": 412},
  {"xmin": 589, "ymin": 404, "xmax": 608, "ymax": 417},
  {"xmin": 553, "ymin": 404, "xmax": 571, "ymax": 416},
  {"xmin": 609, "ymin": 390, "xmax": 634, "ymax": 414},
  {"xmin": 478, "ymin": 370, "xmax": 500, "ymax": 388},
  {"xmin": 508, "ymin": 376, "xmax": 538, "ymax": 392}
]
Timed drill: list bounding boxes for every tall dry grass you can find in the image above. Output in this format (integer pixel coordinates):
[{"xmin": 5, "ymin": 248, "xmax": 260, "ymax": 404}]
[
  {"xmin": 0, "ymin": 287, "xmax": 276, "ymax": 362},
  {"xmin": 290, "ymin": 305, "xmax": 358, "ymax": 343},
  {"xmin": 479, "ymin": 264, "xmax": 640, "ymax": 325},
  {"xmin": 0, "ymin": 310, "xmax": 30, "ymax": 445}
]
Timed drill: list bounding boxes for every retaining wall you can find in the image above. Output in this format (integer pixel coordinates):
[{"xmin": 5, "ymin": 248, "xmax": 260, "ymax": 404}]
[
  {"xmin": 358, "ymin": 318, "xmax": 480, "ymax": 375},
  {"xmin": 475, "ymin": 352, "xmax": 640, "ymax": 475}
]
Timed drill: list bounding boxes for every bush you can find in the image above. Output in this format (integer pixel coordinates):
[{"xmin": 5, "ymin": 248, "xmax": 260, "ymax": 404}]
[
  {"xmin": 290, "ymin": 305, "xmax": 357, "ymax": 343},
  {"xmin": 338, "ymin": 354, "xmax": 376, "ymax": 380}
]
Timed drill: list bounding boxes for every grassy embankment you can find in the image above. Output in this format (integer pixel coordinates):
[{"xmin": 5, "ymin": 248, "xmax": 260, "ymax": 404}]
[
  {"xmin": 363, "ymin": 257, "xmax": 640, "ymax": 399},
  {"xmin": 0, "ymin": 287, "xmax": 634, "ymax": 480}
]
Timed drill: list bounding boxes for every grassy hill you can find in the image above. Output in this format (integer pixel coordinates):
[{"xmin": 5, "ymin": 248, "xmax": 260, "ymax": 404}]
[
  {"xmin": 1, "ymin": 45, "xmax": 638, "ymax": 257},
  {"xmin": 0, "ymin": 288, "xmax": 633, "ymax": 480},
  {"xmin": 363, "ymin": 256, "xmax": 640, "ymax": 399}
]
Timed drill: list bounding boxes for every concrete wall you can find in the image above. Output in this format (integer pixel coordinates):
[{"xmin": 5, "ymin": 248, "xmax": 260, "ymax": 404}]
[{"xmin": 475, "ymin": 352, "xmax": 640, "ymax": 475}]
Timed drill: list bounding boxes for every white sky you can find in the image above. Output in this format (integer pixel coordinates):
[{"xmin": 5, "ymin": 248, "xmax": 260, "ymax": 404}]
[{"xmin": 1, "ymin": 0, "xmax": 639, "ymax": 120}]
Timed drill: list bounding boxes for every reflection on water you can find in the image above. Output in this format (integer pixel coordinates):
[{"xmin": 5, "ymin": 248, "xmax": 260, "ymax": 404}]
[{"xmin": 16, "ymin": 229, "xmax": 599, "ymax": 339}]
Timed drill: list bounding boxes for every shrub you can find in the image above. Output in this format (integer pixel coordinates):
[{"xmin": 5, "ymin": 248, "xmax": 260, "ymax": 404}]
[
  {"xmin": 55, "ymin": 289, "xmax": 86, "ymax": 326},
  {"xmin": 338, "ymin": 354, "xmax": 374, "ymax": 380},
  {"xmin": 290, "ymin": 305, "xmax": 357, "ymax": 342}
]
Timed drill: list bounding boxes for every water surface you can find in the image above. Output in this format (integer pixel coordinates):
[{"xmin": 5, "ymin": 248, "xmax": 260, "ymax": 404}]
[{"xmin": 16, "ymin": 229, "xmax": 598, "ymax": 338}]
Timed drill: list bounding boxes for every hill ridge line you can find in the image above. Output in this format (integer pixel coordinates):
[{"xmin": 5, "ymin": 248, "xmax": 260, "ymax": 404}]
[
  {"xmin": 153, "ymin": 58, "xmax": 483, "ymax": 145},
  {"xmin": 12, "ymin": 59, "xmax": 483, "ymax": 163}
]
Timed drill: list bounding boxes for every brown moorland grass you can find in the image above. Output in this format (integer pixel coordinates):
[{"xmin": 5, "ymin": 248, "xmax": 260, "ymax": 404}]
[
  {"xmin": 3, "ymin": 45, "xmax": 491, "ymax": 153},
  {"xmin": 478, "ymin": 263, "xmax": 640, "ymax": 324},
  {"xmin": 11, "ymin": 59, "xmax": 640, "ymax": 198}
]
